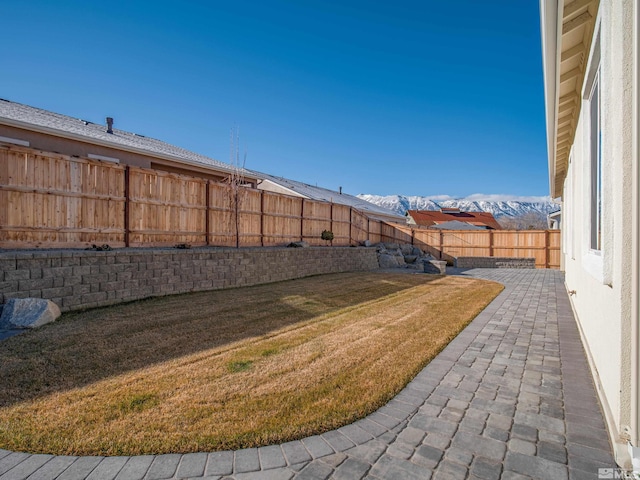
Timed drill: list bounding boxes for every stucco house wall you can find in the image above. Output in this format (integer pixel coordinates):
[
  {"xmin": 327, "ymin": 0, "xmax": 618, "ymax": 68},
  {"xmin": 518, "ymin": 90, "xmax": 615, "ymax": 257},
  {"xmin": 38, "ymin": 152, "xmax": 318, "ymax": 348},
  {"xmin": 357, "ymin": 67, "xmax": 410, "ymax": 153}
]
[{"xmin": 542, "ymin": 0, "xmax": 638, "ymax": 468}]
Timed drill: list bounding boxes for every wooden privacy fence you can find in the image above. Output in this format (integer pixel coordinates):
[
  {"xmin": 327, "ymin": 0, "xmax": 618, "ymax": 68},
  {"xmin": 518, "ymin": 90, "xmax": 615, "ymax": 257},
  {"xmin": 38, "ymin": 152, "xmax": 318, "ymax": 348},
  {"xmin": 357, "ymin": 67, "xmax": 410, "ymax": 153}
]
[
  {"xmin": 377, "ymin": 224, "xmax": 561, "ymax": 269},
  {"xmin": 0, "ymin": 144, "xmax": 561, "ymax": 268},
  {"xmin": 0, "ymin": 145, "xmax": 381, "ymax": 248}
]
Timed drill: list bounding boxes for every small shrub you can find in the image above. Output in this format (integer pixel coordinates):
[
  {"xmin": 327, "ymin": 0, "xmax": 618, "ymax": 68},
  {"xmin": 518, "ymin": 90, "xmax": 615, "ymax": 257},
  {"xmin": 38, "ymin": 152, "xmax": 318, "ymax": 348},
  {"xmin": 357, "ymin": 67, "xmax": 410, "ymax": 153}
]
[{"xmin": 321, "ymin": 230, "xmax": 334, "ymax": 243}]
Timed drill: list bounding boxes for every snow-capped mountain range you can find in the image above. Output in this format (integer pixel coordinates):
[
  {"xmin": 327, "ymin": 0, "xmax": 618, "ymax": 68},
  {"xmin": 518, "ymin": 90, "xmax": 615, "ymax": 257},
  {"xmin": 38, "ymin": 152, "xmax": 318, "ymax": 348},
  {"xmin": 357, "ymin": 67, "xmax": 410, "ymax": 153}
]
[{"xmin": 357, "ymin": 194, "xmax": 560, "ymax": 219}]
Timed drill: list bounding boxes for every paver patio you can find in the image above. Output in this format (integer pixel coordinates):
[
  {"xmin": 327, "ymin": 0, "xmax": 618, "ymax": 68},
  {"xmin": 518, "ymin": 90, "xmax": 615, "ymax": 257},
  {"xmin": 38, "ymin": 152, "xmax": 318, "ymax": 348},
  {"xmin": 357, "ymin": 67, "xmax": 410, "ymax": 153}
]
[{"xmin": 0, "ymin": 269, "xmax": 618, "ymax": 479}]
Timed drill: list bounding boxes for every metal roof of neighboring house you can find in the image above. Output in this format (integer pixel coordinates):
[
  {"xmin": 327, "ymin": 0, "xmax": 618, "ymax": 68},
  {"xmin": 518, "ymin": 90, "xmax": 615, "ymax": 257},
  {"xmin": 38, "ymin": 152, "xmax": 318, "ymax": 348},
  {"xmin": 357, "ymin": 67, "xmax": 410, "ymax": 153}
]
[
  {"xmin": 0, "ymin": 98, "xmax": 250, "ymax": 177},
  {"xmin": 254, "ymin": 173, "xmax": 405, "ymax": 222},
  {"xmin": 407, "ymin": 210, "xmax": 502, "ymax": 230},
  {"xmin": 428, "ymin": 220, "xmax": 486, "ymax": 230}
]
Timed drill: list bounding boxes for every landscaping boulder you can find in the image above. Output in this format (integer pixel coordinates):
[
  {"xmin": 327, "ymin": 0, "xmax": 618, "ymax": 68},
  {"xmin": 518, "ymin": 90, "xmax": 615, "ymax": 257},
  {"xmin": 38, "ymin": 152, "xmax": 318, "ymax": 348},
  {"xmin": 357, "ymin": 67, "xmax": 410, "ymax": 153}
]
[
  {"xmin": 423, "ymin": 259, "xmax": 447, "ymax": 274},
  {"xmin": 0, "ymin": 298, "xmax": 61, "ymax": 329},
  {"xmin": 379, "ymin": 253, "xmax": 400, "ymax": 268}
]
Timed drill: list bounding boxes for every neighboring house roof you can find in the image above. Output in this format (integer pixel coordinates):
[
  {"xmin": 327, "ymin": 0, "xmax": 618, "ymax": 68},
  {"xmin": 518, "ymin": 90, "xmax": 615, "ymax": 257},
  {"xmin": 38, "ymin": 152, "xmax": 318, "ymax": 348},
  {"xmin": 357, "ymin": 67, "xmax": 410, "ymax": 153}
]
[
  {"xmin": 428, "ymin": 220, "xmax": 486, "ymax": 230},
  {"xmin": 407, "ymin": 210, "xmax": 502, "ymax": 230},
  {"xmin": 0, "ymin": 98, "xmax": 252, "ymax": 178},
  {"xmin": 254, "ymin": 173, "xmax": 405, "ymax": 222}
]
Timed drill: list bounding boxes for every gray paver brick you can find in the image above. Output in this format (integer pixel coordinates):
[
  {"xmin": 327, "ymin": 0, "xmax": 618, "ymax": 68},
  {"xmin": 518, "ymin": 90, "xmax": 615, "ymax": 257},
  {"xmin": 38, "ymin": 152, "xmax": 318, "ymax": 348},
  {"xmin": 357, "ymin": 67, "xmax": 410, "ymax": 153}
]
[
  {"xmin": 432, "ymin": 459, "xmax": 466, "ymax": 480},
  {"xmin": 451, "ymin": 432, "xmax": 506, "ymax": 461},
  {"xmin": 84, "ymin": 457, "xmax": 128, "ymax": 480},
  {"xmin": 396, "ymin": 427, "xmax": 425, "ymax": 448},
  {"xmin": 300, "ymin": 436, "xmax": 334, "ymax": 459},
  {"xmin": 414, "ymin": 445, "xmax": 443, "ymax": 466},
  {"xmin": 343, "ymin": 441, "xmax": 386, "ymax": 465},
  {"xmin": 470, "ymin": 456, "xmax": 503, "ymax": 480},
  {"xmin": 514, "ymin": 411, "xmax": 565, "ymax": 435},
  {"xmin": 355, "ymin": 419, "xmax": 389, "ymax": 438},
  {"xmin": 233, "ymin": 467, "xmax": 294, "ymax": 480},
  {"xmin": 281, "ymin": 442, "xmax": 311, "ymax": 466},
  {"xmin": 0, "ymin": 454, "xmax": 52, "ymax": 480},
  {"xmin": 145, "ymin": 454, "xmax": 181, "ymax": 480},
  {"xmin": 505, "ymin": 452, "xmax": 568, "ymax": 480},
  {"xmin": 258, "ymin": 445, "xmax": 287, "ymax": 470},
  {"xmin": 234, "ymin": 448, "xmax": 260, "ymax": 473},
  {"xmin": 508, "ymin": 438, "xmax": 536, "ymax": 456},
  {"xmin": 293, "ymin": 461, "xmax": 332, "ymax": 480},
  {"xmin": 511, "ymin": 423, "xmax": 538, "ymax": 442},
  {"xmin": 538, "ymin": 441, "xmax": 568, "ymax": 464},
  {"xmin": 369, "ymin": 455, "xmax": 429, "ymax": 480},
  {"xmin": 175, "ymin": 453, "xmax": 208, "ymax": 479},
  {"xmin": 318, "ymin": 453, "xmax": 347, "ymax": 468},
  {"xmin": 332, "ymin": 458, "xmax": 371, "ymax": 480},
  {"xmin": 205, "ymin": 452, "xmax": 233, "ymax": 476},
  {"xmin": 0, "ymin": 453, "xmax": 31, "ymax": 477},
  {"xmin": 57, "ymin": 457, "xmax": 104, "ymax": 480},
  {"xmin": 320, "ymin": 431, "xmax": 355, "ymax": 452},
  {"xmin": 385, "ymin": 442, "xmax": 413, "ymax": 460},
  {"xmin": 115, "ymin": 456, "xmax": 154, "ymax": 480},
  {"xmin": 26, "ymin": 456, "xmax": 79, "ymax": 480},
  {"xmin": 338, "ymin": 424, "xmax": 375, "ymax": 445}
]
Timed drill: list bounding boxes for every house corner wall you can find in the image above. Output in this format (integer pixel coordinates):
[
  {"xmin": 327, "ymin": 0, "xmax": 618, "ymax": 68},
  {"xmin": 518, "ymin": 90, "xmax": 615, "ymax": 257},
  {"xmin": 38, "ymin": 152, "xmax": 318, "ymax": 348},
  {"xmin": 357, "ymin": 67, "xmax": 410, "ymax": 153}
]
[{"xmin": 561, "ymin": 0, "xmax": 636, "ymax": 465}]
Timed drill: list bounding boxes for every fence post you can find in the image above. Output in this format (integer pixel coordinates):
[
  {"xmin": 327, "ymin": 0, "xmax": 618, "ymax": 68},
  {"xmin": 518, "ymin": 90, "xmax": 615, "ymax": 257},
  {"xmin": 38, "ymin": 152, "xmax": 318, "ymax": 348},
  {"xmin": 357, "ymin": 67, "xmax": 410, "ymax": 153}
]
[
  {"xmin": 439, "ymin": 230, "xmax": 443, "ymax": 259},
  {"xmin": 545, "ymin": 230, "xmax": 550, "ymax": 269},
  {"xmin": 205, "ymin": 180, "xmax": 211, "ymax": 246},
  {"xmin": 330, "ymin": 201, "xmax": 334, "ymax": 242},
  {"xmin": 300, "ymin": 198, "xmax": 304, "ymax": 242},
  {"xmin": 260, "ymin": 190, "xmax": 265, "ymax": 247},
  {"xmin": 489, "ymin": 229, "xmax": 494, "ymax": 258},
  {"xmin": 124, "ymin": 165, "xmax": 130, "ymax": 248},
  {"xmin": 349, "ymin": 207, "xmax": 353, "ymax": 245}
]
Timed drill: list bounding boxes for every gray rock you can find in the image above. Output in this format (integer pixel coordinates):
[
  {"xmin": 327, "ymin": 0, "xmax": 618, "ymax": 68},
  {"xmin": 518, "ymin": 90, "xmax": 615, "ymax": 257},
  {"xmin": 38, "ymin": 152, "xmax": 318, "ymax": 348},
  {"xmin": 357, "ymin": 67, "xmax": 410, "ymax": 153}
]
[
  {"xmin": 0, "ymin": 298, "xmax": 61, "ymax": 329},
  {"xmin": 400, "ymin": 244, "xmax": 414, "ymax": 256},
  {"xmin": 287, "ymin": 241, "xmax": 310, "ymax": 248},
  {"xmin": 404, "ymin": 255, "xmax": 419, "ymax": 264},
  {"xmin": 384, "ymin": 243, "xmax": 400, "ymax": 250},
  {"xmin": 360, "ymin": 240, "xmax": 373, "ymax": 247},
  {"xmin": 411, "ymin": 246, "xmax": 423, "ymax": 256},
  {"xmin": 393, "ymin": 251, "xmax": 406, "ymax": 265},
  {"xmin": 379, "ymin": 253, "xmax": 400, "ymax": 268},
  {"xmin": 423, "ymin": 260, "xmax": 447, "ymax": 275}
]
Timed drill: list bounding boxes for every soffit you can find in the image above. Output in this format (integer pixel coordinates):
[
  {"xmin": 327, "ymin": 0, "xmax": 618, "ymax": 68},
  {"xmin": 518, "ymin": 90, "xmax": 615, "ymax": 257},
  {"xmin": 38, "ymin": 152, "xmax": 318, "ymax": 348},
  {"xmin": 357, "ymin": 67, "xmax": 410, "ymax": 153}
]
[{"xmin": 552, "ymin": 0, "xmax": 599, "ymax": 198}]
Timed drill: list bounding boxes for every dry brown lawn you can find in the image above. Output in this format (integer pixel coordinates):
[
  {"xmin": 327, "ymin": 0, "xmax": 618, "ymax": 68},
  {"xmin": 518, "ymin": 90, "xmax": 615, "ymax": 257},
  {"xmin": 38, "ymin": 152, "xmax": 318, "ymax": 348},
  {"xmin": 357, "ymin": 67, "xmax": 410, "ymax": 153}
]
[{"xmin": 0, "ymin": 272, "xmax": 502, "ymax": 456}]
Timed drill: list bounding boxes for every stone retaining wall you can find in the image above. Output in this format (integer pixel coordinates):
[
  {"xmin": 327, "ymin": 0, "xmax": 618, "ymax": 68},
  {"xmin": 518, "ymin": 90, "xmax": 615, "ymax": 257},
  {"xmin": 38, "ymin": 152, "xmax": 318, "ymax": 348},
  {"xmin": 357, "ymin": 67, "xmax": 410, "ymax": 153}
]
[
  {"xmin": 454, "ymin": 256, "xmax": 536, "ymax": 269},
  {"xmin": 0, "ymin": 247, "xmax": 379, "ymax": 312}
]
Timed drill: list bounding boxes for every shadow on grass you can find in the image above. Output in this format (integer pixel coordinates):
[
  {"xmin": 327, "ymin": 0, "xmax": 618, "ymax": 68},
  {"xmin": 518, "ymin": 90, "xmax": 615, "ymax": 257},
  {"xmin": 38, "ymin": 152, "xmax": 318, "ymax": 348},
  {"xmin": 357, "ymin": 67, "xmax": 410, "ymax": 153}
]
[{"xmin": 0, "ymin": 271, "xmax": 443, "ymax": 408}]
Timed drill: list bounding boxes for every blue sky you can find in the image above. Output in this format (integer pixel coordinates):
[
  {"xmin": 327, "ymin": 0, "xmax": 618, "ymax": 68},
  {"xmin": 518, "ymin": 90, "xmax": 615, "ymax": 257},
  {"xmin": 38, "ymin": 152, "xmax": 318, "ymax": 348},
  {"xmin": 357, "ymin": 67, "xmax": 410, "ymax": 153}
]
[{"xmin": 1, "ymin": 1, "xmax": 547, "ymax": 199}]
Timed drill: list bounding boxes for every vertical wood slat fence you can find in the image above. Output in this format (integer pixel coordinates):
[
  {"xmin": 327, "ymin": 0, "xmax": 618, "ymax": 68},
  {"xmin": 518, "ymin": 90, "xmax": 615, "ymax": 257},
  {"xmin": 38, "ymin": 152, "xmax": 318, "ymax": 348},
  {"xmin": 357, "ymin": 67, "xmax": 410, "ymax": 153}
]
[
  {"xmin": 377, "ymin": 224, "xmax": 561, "ymax": 269},
  {"xmin": 0, "ymin": 144, "xmax": 560, "ymax": 268}
]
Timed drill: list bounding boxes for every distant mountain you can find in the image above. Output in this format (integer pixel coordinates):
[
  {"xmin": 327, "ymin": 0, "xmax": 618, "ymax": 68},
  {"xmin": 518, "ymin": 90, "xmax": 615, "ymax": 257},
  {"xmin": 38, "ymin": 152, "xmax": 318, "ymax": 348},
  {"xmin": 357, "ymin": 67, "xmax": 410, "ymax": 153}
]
[{"xmin": 357, "ymin": 194, "xmax": 560, "ymax": 221}]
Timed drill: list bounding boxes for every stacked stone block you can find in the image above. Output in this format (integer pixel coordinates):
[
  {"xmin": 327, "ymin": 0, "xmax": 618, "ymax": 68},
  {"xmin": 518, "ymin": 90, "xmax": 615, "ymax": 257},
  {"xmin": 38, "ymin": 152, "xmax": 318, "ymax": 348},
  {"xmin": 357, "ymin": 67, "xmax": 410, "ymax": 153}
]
[
  {"xmin": 0, "ymin": 247, "xmax": 379, "ymax": 312},
  {"xmin": 455, "ymin": 257, "xmax": 536, "ymax": 269}
]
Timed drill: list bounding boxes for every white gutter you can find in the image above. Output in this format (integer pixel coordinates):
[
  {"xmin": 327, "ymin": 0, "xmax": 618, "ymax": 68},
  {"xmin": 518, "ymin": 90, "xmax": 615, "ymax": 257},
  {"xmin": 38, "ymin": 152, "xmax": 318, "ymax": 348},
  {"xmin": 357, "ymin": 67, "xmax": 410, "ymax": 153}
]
[
  {"xmin": 632, "ymin": 0, "xmax": 640, "ymax": 453},
  {"xmin": 0, "ymin": 117, "xmax": 263, "ymax": 182},
  {"xmin": 540, "ymin": 0, "xmax": 562, "ymax": 197}
]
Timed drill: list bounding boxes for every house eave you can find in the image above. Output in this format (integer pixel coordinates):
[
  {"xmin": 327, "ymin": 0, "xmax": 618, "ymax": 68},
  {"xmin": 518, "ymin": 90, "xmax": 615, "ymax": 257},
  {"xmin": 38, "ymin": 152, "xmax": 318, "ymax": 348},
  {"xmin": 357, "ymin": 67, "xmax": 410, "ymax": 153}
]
[
  {"xmin": 0, "ymin": 116, "xmax": 261, "ymax": 183},
  {"xmin": 541, "ymin": 0, "xmax": 599, "ymax": 199}
]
